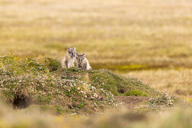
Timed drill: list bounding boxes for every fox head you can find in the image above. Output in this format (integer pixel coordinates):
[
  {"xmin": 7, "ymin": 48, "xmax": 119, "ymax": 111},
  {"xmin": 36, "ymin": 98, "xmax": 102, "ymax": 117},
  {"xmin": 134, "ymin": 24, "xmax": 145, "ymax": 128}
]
[
  {"xmin": 67, "ymin": 48, "xmax": 76, "ymax": 58},
  {"xmin": 76, "ymin": 53, "xmax": 86, "ymax": 68}
]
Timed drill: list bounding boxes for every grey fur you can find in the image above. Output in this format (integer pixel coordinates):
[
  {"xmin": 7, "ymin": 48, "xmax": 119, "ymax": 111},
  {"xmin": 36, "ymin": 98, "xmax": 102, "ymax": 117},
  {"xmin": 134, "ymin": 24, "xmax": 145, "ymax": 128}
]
[
  {"xmin": 61, "ymin": 48, "xmax": 76, "ymax": 68},
  {"xmin": 76, "ymin": 53, "xmax": 92, "ymax": 70}
]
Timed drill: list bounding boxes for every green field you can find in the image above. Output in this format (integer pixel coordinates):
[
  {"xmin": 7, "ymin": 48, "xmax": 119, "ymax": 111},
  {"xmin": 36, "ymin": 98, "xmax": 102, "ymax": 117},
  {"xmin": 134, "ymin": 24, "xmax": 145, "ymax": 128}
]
[{"xmin": 0, "ymin": 0, "xmax": 192, "ymax": 127}]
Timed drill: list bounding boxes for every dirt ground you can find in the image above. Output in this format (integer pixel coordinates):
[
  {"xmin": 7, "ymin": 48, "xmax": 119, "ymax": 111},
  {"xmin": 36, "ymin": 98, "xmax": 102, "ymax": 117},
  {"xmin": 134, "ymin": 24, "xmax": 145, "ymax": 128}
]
[{"xmin": 115, "ymin": 96, "xmax": 148, "ymax": 108}]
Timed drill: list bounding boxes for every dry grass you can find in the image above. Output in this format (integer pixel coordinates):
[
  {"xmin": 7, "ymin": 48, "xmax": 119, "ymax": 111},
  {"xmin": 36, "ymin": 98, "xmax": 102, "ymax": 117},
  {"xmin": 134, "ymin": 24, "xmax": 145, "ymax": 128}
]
[
  {"xmin": 0, "ymin": 0, "xmax": 192, "ymax": 67},
  {"xmin": 1, "ymin": 0, "xmax": 192, "ymax": 127},
  {"xmin": 125, "ymin": 68, "xmax": 192, "ymax": 103}
]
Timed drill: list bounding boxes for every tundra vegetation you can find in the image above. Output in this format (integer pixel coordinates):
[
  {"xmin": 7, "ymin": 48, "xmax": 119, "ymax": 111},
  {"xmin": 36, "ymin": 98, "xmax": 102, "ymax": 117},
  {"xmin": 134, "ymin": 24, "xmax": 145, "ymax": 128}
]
[
  {"xmin": 0, "ymin": 56, "xmax": 159, "ymax": 111},
  {"xmin": 0, "ymin": 0, "xmax": 192, "ymax": 127}
]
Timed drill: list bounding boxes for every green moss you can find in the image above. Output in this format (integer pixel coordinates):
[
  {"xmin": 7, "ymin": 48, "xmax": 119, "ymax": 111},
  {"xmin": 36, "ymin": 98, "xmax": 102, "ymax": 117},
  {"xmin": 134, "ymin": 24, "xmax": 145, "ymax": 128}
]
[
  {"xmin": 0, "ymin": 56, "xmax": 48, "ymax": 75},
  {"xmin": 61, "ymin": 68, "xmax": 158, "ymax": 97},
  {"xmin": 26, "ymin": 58, "xmax": 47, "ymax": 73},
  {"xmin": 88, "ymin": 70, "xmax": 158, "ymax": 97},
  {"xmin": 44, "ymin": 58, "xmax": 61, "ymax": 72},
  {"xmin": 125, "ymin": 90, "xmax": 148, "ymax": 96},
  {"xmin": 77, "ymin": 103, "xmax": 84, "ymax": 109},
  {"xmin": 92, "ymin": 63, "xmax": 148, "ymax": 72}
]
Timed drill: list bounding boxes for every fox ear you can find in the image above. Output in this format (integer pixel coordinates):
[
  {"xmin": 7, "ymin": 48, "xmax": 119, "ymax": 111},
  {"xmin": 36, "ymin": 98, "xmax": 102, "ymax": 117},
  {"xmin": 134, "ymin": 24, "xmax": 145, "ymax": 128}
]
[
  {"xmin": 74, "ymin": 48, "xmax": 76, "ymax": 51},
  {"xmin": 82, "ymin": 53, "xmax": 86, "ymax": 57}
]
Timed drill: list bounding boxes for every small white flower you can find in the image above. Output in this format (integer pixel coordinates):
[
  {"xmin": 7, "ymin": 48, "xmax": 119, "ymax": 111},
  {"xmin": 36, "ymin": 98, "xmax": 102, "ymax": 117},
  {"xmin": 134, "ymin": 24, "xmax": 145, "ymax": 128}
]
[{"xmin": 93, "ymin": 93, "xmax": 98, "ymax": 98}]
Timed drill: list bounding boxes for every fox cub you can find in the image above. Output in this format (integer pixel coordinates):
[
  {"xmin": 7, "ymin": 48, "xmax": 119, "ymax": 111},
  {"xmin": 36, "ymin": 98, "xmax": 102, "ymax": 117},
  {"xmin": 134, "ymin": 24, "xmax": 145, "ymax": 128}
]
[
  {"xmin": 61, "ymin": 48, "xmax": 76, "ymax": 68},
  {"xmin": 76, "ymin": 53, "xmax": 92, "ymax": 70}
]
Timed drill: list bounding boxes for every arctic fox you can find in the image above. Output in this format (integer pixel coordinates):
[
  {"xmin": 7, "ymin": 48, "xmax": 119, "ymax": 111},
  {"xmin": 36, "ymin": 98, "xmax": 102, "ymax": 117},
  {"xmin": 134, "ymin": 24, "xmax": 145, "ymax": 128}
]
[
  {"xmin": 76, "ymin": 53, "xmax": 92, "ymax": 70},
  {"xmin": 61, "ymin": 48, "xmax": 76, "ymax": 69}
]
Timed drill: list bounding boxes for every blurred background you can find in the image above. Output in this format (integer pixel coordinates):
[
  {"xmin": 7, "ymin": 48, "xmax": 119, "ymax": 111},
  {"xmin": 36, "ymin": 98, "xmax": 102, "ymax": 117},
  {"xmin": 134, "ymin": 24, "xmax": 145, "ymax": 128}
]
[
  {"xmin": 1, "ymin": 0, "xmax": 192, "ymax": 127},
  {"xmin": 1, "ymin": 0, "xmax": 192, "ymax": 67}
]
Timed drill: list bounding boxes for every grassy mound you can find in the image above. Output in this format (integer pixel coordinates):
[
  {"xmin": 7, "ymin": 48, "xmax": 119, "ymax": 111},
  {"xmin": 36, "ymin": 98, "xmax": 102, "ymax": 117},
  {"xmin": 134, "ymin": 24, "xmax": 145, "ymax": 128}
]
[
  {"xmin": 0, "ymin": 56, "xmax": 158, "ymax": 114},
  {"xmin": 88, "ymin": 70, "xmax": 157, "ymax": 96},
  {"xmin": 65, "ymin": 69, "xmax": 158, "ymax": 97}
]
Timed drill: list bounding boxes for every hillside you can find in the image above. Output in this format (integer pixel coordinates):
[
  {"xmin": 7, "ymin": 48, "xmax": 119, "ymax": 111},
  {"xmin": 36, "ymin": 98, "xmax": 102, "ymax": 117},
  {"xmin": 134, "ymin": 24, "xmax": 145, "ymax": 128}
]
[{"xmin": 0, "ymin": 56, "xmax": 158, "ymax": 113}]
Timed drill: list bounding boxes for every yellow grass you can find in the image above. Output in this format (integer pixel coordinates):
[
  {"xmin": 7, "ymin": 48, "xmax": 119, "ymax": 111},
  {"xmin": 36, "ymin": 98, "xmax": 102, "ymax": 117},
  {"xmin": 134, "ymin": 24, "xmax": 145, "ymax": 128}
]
[
  {"xmin": 1, "ymin": 0, "xmax": 192, "ymax": 127},
  {"xmin": 125, "ymin": 68, "xmax": 192, "ymax": 102},
  {"xmin": 0, "ymin": 0, "xmax": 192, "ymax": 66}
]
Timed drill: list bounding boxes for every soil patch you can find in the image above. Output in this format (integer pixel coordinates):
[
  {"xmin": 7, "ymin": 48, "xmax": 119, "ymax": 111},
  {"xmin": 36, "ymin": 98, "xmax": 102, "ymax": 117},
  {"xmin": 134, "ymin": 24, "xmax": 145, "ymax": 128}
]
[{"xmin": 115, "ymin": 96, "xmax": 148, "ymax": 108}]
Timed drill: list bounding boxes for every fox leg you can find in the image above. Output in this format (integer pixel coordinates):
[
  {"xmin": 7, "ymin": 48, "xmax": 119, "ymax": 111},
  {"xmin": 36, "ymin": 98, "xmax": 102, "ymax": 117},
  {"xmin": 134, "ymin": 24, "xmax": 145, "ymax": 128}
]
[
  {"xmin": 65, "ymin": 61, "xmax": 69, "ymax": 68},
  {"xmin": 83, "ymin": 64, "xmax": 87, "ymax": 70}
]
